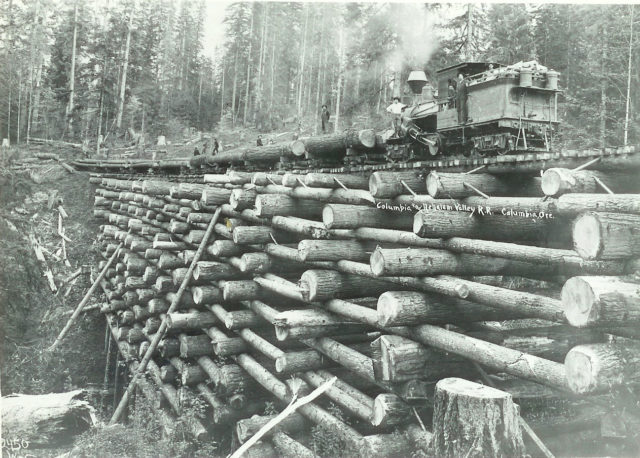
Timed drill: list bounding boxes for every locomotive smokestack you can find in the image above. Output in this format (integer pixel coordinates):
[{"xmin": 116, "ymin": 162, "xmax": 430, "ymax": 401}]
[{"xmin": 407, "ymin": 71, "xmax": 428, "ymax": 95}]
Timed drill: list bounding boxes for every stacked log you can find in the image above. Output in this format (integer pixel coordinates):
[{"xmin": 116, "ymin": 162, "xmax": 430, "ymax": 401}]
[{"xmin": 91, "ymin": 163, "xmax": 640, "ymax": 457}]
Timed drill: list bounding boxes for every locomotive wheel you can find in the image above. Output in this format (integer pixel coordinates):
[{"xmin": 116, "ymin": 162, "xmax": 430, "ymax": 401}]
[
  {"xmin": 473, "ymin": 147, "xmax": 485, "ymax": 157},
  {"xmin": 461, "ymin": 140, "xmax": 474, "ymax": 158}
]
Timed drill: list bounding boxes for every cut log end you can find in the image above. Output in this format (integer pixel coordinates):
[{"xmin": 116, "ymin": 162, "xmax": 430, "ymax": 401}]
[
  {"xmin": 369, "ymin": 174, "xmax": 382, "ymax": 198},
  {"xmin": 274, "ymin": 357, "xmax": 287, "ymax": 373},
  {"xmin": 425, "ymin": 171, "xmax": 440, "ymax": 198},
  {"xmin": 358, "ymin": 129, "xmax": 377, "ymax": 149},
  {"xmin": 369, "ymin": 247, "xmax": 385, "ymax": 277},
  {"xmin": 541, "ymin": 168, "xmax": 565, "ymax": 197},
  {"xmin": 438, "ymin": 377, "xmax": 509, "ymax": 399},
  {"xmin": 376, "ymin": 292, "xmax": 400, "ymax": 327},
  {"xmin": 291, "ymin": 140, "xmax": 307, "ymax": 156},
  {"xmin": 573, "ymin": 213, "xmax": 603, "ymax": 260},
  {"xmin": 412, "ymin": 213, "xmax": 424, "ymax": 235},
  {"xmin": 564, "ymin": 346, "xmax": 598, "ymax": 394},
  {"xmin": 322, "ymin": 206, "xmax": 336, "ymax": 229},
  {"xmin": 562, "ymin": 276, "xmax": 598, "ymax": 327}
]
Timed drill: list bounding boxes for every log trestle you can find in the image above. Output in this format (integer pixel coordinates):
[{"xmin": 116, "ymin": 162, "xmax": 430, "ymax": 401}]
[{"xmin": 91, "ymin": 162, "xmax": 640, "ymax": 456}]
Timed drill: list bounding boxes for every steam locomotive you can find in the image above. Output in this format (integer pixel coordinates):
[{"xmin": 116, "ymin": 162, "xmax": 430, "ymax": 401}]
[{"xmin": 386, "ymin": 61, "xmax": 561, "ymax": 160}]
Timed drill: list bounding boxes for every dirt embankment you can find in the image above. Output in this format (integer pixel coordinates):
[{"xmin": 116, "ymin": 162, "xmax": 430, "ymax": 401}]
[{"xmin": 0, "ymin": 149, "xmax": 105, "ymax": 396}]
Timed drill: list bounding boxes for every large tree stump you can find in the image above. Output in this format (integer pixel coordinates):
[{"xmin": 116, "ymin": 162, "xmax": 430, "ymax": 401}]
[{"xmin": 432, "ymin": 378, "xmax": 524, "ymax": 458}]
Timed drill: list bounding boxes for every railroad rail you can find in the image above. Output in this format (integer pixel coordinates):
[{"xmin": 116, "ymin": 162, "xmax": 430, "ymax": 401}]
[{"xmin": 73, "ymin": 145, "xmax": 639, "ymax": 176}]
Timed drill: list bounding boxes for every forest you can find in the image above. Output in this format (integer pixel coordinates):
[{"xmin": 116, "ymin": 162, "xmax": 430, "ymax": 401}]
[{"xmin": 0, "ymin": 1, "xmax": 638, "ymax": 150}]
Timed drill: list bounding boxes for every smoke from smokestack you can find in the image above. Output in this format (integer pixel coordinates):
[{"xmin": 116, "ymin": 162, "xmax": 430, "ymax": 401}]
[{"xmin": 386, "ymin": 3, "xmax": 440, "ymax": 72}]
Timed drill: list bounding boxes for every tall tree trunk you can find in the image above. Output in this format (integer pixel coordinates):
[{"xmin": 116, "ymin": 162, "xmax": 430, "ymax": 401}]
[
  {"xmin": 116, "ymin": 12, "xmax": 133, "ymax": 131},
  {"xmin": 66, "ymin": 3, "xmax": 78, "ymax": 135},
  {"xmin": 600, "ymin": 23, "xmax": 608, "ymax": 149},
  {"xmin": 243, "ymin": 8, "xmax": 254, "ymax": 126},
  {"xmin": 26, "ymin": 0, "xmax": 39, "ymax": 144},
  {"xmin": 305, "ymin": 11, "xmax": 316, "ymax": 114},
  {"xmin": 624, "ymin": 5, "xmax": 634, "ymax": 146},
  {"xmin": 178, "ymin": 31, "xmax": 186, "ymax": 91},
  {"xmin": 466, "ymin": 3, "xmax": 474, "ymax": 60},
  {"xmin": 197, "ymin": 71, "xmax": 203, "ymax": 127},
  {"xmin": 231, "ymin": 46, "xmax": 239, "ymax": 127},
  {"xmin": 269, "ymin": 28, "xmax": 276, "ymax": 111},
  {"xmin": 334, "ymin": 27, "xmax": 345, "ymax": 133},
  {"xmin": 27, "ymin": 61, "xmax": 43, "ymax": 143},
  {"xmin": 320, "ymin": 19, "xmax": 327, "ymax": 113},
  {"xmin": 97, "ymin": 90, "xmax": 104, "ymax": 155},
  {"xmin": 376, "ymin": 62, "xmax": 382, "ymax": 114},
  {"xmin": 17, "ymin": 71, "xmax": 22, "ymax": 144},
  {"xmin": 220, "ymin": 63, "xmax": 225, "ymax": 120},
  {"xmin": 314, "ymin": 21, "xmax": 324, "ymax": 133},
  {"xmin": 297, "ymin": 4, "xmax": 309, "ymax": 116}
]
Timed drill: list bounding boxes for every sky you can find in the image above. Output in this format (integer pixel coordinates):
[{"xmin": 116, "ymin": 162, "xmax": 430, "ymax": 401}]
[{"xmin": 203, "ymin": 1, "xmax": 231, "ymax": 59}]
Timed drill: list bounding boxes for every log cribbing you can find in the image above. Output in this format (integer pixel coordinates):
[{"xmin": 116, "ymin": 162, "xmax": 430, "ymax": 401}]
[
  {"xmin": 370, "ymin": 246, "xmax": 587, "ymax": 278},
  {"xmin": 555, "ymin": 193, "xmax": 640, "ymax": 216},
  {"xmin": 426, "ymin": 171, "xmax": 541, "ymax": 199},
  {"xmin": 271, "ymin": 431, "xmax": 315, "ymax": 458},
  {"xmin": 325, "ymin": 259, "xmax": 565, "ymax": 322},
  {"xmin": 299, "ymin": 269, "xmax": 394, "ymax": 302},
  {"xmin": 323, "ymin": 203, "xmax": 414, "ymax": 230},
  {"xmin": 414, "ymin": 208, "xmax": 568, "ymax": 243},
  {"xmin": 109, "ymin": 207, "xmax": 222, "ymax": 425},
  {"xmin": 301, "ymin": 371, "xmax": 373, "ymax": 421},
  {"xmin": 304, "ymin": 173, "xmax": 370, "ymax": 190},
  {"xmin": 236, "ymin": 413, "xmax": 308, "ymax": 443},
  {"xmin": 573, "ymin": 212, "xmax": 640, "ymax": 260},
  {"xmin": 369, "ymin": 170, "xmax": 425, "ymax": 199},
  {"xmin": 255, "ymin": 194, "xmax": 325, "ymax": 219},
  {"xmin": 298, "ymin": 239, "xmax": 374, "ymax": 262},
  {"xmin": 541, "ymin": 168, "xmax": 639, "ymax": 197},
  {"xmin": 235, "ymin": 354, "xmax": 363, "ymax": 445},
  {"xmin": 409, "ymin": 325, "xmax": 569, "ymax": 389},
  {"xmin": 377, "ymin": 291, "xmax": 525, "ymax": 327}
]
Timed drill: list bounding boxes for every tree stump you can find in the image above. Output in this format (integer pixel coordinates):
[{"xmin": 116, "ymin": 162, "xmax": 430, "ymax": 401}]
[{"xmin": 432, "ymin": 377, "xmax": 524, "ymax": 458}]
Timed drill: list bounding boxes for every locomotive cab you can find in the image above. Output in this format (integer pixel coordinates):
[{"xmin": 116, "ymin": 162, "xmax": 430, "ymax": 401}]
[{"xmin": 436, "ymin": 61, "xmax": 561, "ymax": 156}]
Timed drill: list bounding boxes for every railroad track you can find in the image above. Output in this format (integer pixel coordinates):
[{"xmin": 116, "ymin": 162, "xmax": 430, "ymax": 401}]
[{"xmin": 75, "ymin": 144, "xmax": 639, "ymax": 176}]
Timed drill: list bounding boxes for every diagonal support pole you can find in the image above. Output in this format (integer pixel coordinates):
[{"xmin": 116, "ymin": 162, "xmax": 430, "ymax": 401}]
[
  {"xmin": 593, "ymin": 176, "xmax": 614, "ymax": 195},
  {"xmin": 463, "ymin": 182, "xmax": 490, "ymax": 199},
  {"xmin": 48, "ymin": 241, "xmax": 123, "ymax": 352},
  {"xmin": 333, "ymin": 177, "xmax": 349, "ymax": 191},
  {"xmin": 109, "ymin": 207, "xmax": 222, "ymax": 425},
  {"xmin": 400, "ymin": 180, "xmax": 418, "ymax": 197},
  {"xmin": 572, "ymin": 156, "xmax": 601, "ymax": 172},
  {"xmin": 464, "ymin": 164, "xmax": 486, "ymax": 175}
]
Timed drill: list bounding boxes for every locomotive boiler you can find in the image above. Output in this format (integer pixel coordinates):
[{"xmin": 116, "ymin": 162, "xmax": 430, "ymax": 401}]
[{"xmin": 387, "ymin": 61, "xmax": 561, "ymax": 160}]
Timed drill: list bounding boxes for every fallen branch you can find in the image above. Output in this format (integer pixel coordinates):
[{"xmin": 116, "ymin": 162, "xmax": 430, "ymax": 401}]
[{"xmin": 229, "ymin": 376, "xmax": 337, "ymax": 458}]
